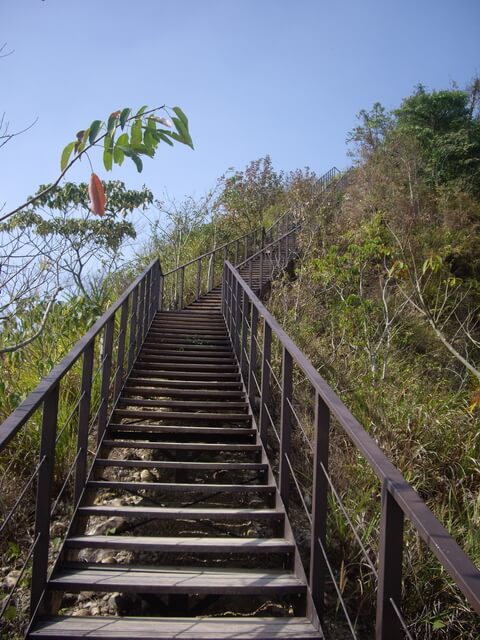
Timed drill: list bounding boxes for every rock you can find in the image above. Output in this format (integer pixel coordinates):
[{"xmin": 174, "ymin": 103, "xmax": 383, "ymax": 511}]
[
  {"xmin": 140, "ymin": 469, "xmax": 155, "ymax": 482},
  {"xmin": 88, "ymin": 517, "xmax": 124, "ymax": 536},
  {"xmin": 72, "ymin": 608, "xmax": 90, "ymax": 616},
  {"xmin": 100, "ymin": 555, "xmax": 116, "ymax": 564},
  {"xmin": 2, "ymin": 569, "xmax": 20, "ymax": 589}
]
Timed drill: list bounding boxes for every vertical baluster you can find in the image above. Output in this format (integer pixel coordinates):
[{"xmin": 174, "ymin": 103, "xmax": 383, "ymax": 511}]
[
  {"xmin": 244, "ymin": 236, "xmax": 248, "ymax": 261},
  {"xmin": 127, "ymin": 286, "xmax": 139, "ymax": 371},
  {"xmin": 235, "ymin": 240, "xmax": 239, "ymax": 265},
  {"xmin": 249, "ymin": 259, "xmax": 253, "ymax": 289},
  {"xmin": 196, "ymin": 259, "xmax": 202, "ymax": 300},
  {"xmin": 177, "ymin": 266, "xmax": 185, "ymax": 310},
  {"xmin": 260, "ymin": 248, "xmax": 264, "ymax": 295},
  {"xmin": 259, "ymin": 322, "xmax": 272, "ymax": 446},
  {"xmin": 30, "ymin": 384, "xmax": 60, "ymax": 617},
  {"xmin": 143, "ymin": 269, "xmax": 151, "ymax": 337},
  {"xmin": 74, "ymin": 340, "xmax": 94, "ymax": 505},
  {"xmin": 240, "ymin": 288, "xmax": 248, "ymax": 381},
  {"xmin": 248, "ymin": 305, "xmax": 259, "ymax": 408},
  {"xmin": 279, "ymin": 348, "xmax": 293, "ymax": 508},
  {"xmin": 234, "ymin": 278, "xmax": 242, "ymax": 358},
  {"xmin": 97, "ymin": 315, "xmax": 114, "ymax": 446},
  {"xmin": 209, "ymin": 251, "xmax": 215, "ymax": 290},
  {"xmin": 158, "ymin": 263, "xmax": 164, "ymax": 312},
  {"xmin": 136, "ymin": 277, "xmax": 146, "ymax": 349},
  {"xmin": 113, "ymin": 300, "xmax": 129, "ymax": 403},
  {"xmin": 376, "ymin": 483, "xmax": 404, "ymax": 640},
  {"xmin": 310, "ymin": 392, "xmax": 330, "ymax": 619},
  {"xmin": 228, "ymin": 268, "xmax": 235, "ymax": 338}
]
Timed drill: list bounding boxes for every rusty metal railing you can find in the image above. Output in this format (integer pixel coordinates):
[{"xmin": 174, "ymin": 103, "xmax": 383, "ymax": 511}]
[
  {"xmin": 222, "ymin": 232, "xmax": 480, "ymax": 638},
  {"xmin": 0, "ymin": 259, "xmax": 162, "ymax": 630}
]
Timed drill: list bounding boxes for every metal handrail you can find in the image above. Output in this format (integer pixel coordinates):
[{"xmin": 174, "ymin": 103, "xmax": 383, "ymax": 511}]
[{"xmin": 222, "ymin": 242, "xmax": 480, "ymax": 636}]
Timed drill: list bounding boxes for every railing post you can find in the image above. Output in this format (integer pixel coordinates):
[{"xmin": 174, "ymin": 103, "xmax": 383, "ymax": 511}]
[
  {"xmin": 279, "ymin": 348, "xmax": 293, "ymax": 508},
  {"xmin": 235, "ymin": 240, "xmax": 239, "ymax": 266},
  {"xmin": 310, "ymin": 392, "xmax": 330, "ymax": 619},
  {"xmin": 158, "ymin": 263, "xmax": 164, "ymax": 312},
  {"xmin": 30, "ymin": 383, "xmax": 59, "ymax": 617},
  {"xmin": 244, "ymin": 236, "xmax": 248, "ymax": 261},
  {"xmin": 143, "ymin": 269, "xmax": 151, "ymax": 337},
  {"xmin": 127, "ymin": 285, "xmax": 139, "ymax": 371},
  {"xmin": 249, "ymin": 259, "xmax": 253, "ymax": 289},
  {"xmin": 97, "ymin": 315, "xmax": 114, "ymax": 446},
  {"xmin": 228, "ymin": 268, "xmax": 235, "ymax": 338},
  {"xmin": 376, "ymin": 482, "xmax": 404, "ymax": 640},
  {"xmin": 234, "ymin": 278, "xmax": 242, "ymax": 359},
  {"xmin": 240, "ymin": 290, "xmax": 248, "ymax": 381},
  {"xmin": 136, "ymin": 277, "xmax": 146, "ymax": 348},
  {"xmin": 248, "ymin": 305, "xmax": 259, "ymax": 408},
  {"xmin": 209, "ymin": 251, "xmax": 216, "ymax": 290},
  {"xmin": 113, "ymin": 300, "xmax": 129, "ymax": 403},
  {"xmin": 259, "ymin": 322, "xmax": 271, "ymax": 446},
  {"xmin": 74, "ymin": 340, "xmax": 95, "ymax": 505},
  {"xmin": 178, "ymin": 266, "xmax": 185, "ymax": 310},
  {"xmin": 196, "ymin": 259, "xmax": 202, "ymax": 300}
]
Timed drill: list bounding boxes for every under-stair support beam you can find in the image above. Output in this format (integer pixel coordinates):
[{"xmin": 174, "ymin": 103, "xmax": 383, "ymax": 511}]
[
  {"xmin": 376, "ymin": 481, "xmax": 405, "ymax": 640},
  {"xmin": 310, "ymin": 392, "xmax": 330, "ymax": 619},
  {"xmin": 74, "ymin": 341, "xmax": 95, "ymax": 505},
  {"xmin": 279, "ymin": 347, "xmax": 293, "ymax": 508},
  {"xmin": 29, "ymin": 384, "xmax": 59, "ymax": 618}
]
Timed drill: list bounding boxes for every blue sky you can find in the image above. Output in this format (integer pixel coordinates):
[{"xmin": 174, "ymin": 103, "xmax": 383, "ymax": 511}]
[{"xmin": 1, "ymin": 0, "xmax": 479, "ymax": 217}]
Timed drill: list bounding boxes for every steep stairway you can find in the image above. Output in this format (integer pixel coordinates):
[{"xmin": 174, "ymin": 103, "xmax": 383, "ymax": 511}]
[{"xmin": 29, "ymin": 252, "xmax": 322, "ymax": 638}]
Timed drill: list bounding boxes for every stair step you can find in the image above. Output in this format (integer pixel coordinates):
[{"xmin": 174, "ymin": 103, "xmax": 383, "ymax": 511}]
[
  {"xmin": 87, "ymin": 480, "xmax": 274, "ymax": 494},
  {"xmin": 107, "ymin": 424, "xmax": 256, "ymax": 437},
  {"xmin": 48, "ymin": 564, "xmax": 302, "ymax": 594},
  {"xmin": 141, "ymin": 342, "xmax": 232, "ymax": 352},
  {"xmin": 94, "ymin": 458, "xmax": 267, "ymax": 471},
  {"xmin": 122, "ymin": 386, "xmax": 245, "ymax": 398},
  {"xmin": 139, "ymin": 349, "xmax": 234, "ymax": 359},
  {"xmin": 77, "ymin": 505, "xmax": 284, "ymax": 521},
  {"xmin": 137, "ymin": 355, "xmax": 236, "ymax": 365},
  {"xmin": 29, "ymin": 615, "xmax": 322, "ymax": 638},
  {"xmin": 131, "ymin": 370, "xmax": 241, "ymax": 380},
  {"xmin": 113, "ymin": 409, "xmax": 251, "ymax": 422},
  {"xmin": 102, "ymin": 440, "xmax": 261, "ymax": 452},
  {"xmin": 126, "ymin": 378, "xmax": 242, "ymax": 389},
  {"xmin": 64, "ymin": 536, "xmax": 293, "ymax": 553},
  {"xmin": 132, "ymin": 362, "xmax": 238, "ymax": 371},
  {"xmin": 117, "ymin": 398, "xmax": 249, "ymax": 411}
]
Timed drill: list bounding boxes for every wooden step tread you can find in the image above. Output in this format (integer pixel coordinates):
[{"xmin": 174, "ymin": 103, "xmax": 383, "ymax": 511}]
[
  {"xmin": 126, "ymin": 378, "xmax": 242, "ymax": 388},
  {"xmin": 94, "ymin": 459, "xmax": 266, "ymax": 471},
  {"xmin": 102, "ymin": 440, "xmax": 261, "ymax": 451},
  {"xmin": 30, "ymin": 615, "xmax": 322, "ymax": 638},
  {"xmin": 132, "ymin": 369, "xmax": 241, "ymax": 380},
  {"xmin": 48, "ymin": 565, "xmax": 303, "ymax": 593},
  {"xmin": 117, "ymin": 399, "xmax": 248, "ymax": 410},
  {"xmin": 122, "ymin": 387, "xmax": 245, "ymax": 398},
  {"xmin": 108, "ymin": 424, "xmax": 255, "ymax": 434},
  {"xmin": 113, "ymin": 409, "xmax": 251, "ymax": 422},
  {"xmin": 77, "ymin": 506, "xmax": 283, "ymax": 520},
  {"xmin": 87, "ymin": 480, "xmax": 274, "ymax": 494},
  {"xmin": 64, "ymin": 536, "xmax": 294, "ymax": 553}
]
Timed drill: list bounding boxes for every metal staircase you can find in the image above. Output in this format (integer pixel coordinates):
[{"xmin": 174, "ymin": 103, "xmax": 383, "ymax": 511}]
[{"xmin": 1, "ymin": 168, "xmax": 479, "ymax": 639}]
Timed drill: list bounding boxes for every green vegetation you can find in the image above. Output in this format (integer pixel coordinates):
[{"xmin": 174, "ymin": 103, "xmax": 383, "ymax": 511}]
[
  {"xmin": 1, "ymin": 81, "xmax": 479, "ymax": 638},
  {"xmin": 268, "ymin": 80, "xmax": 480, "ymax": 638}
]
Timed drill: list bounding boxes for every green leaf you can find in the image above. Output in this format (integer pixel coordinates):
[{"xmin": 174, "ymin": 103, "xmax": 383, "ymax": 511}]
[
  {"xmin": 60, "ymin": 141, "xmax": 75, "ymax": 171},
  {"xmin": 103, "ymin": 134, "xmax": 113, "ymax": 170},
  {"xmin": 155, "ymin": 131, "xmax": 174, "ymax": 146},
  {"xmin": 4, "ymin": 606, "xmax": 17, "ymax": 621},
  {"xmin": 130, "ymin": 153, "xmax": 143, "ymax": 172},
  {"xmin": 131, "ymin": 118, "xmax": 143, "ymax": 146},
  {"xmin": 172, "ymin": 106, "xmax": 188, "ymax": 128},
  {"xmin": 172, "ymin": 116, "xmax": 193, "ymax": 149},
  {"xmin": 136, "ymin": 105, "xmax": 148, "ymax": 117},
  {"xmin": 113, "ymin": 145, "xmax": 125, "ymax": 166},
  {"xmin": 77, "ymin": 129, "xmax": 90, "ymax": 154},
  {"xmin": 119, "ymin": 108, "xmax": 131, "ymax": 130},
  {"xmin": 88, "ymin": 120, "xmax": 102, "ymax": 144},
  {"xmin": 107, "ymin": 111, "xmax": 120, "ymax": 136}
]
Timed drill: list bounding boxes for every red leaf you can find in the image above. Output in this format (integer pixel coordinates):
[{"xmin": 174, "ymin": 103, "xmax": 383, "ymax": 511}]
[{"xmin": 88, "ymin": 173, "xmax": 106, "ymax": 216}]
